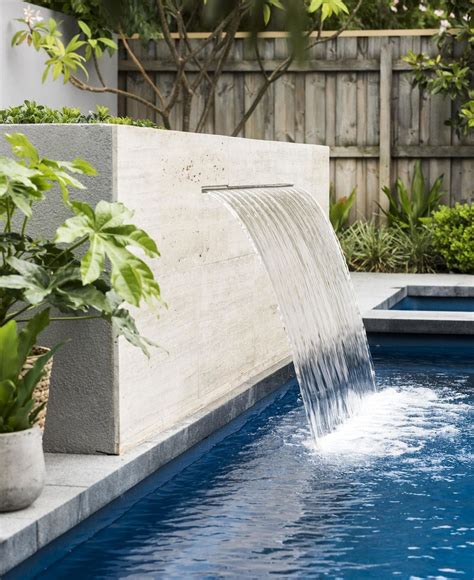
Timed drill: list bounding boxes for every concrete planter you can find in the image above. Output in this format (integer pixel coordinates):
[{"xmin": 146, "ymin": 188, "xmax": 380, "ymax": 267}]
[
  {"xmin": 0, "ymin": 427, "xmax": 45, "ymax": 512},
  {"xmin": 0, "ymin": 125, "xmax": 329, "ymax": 455}
]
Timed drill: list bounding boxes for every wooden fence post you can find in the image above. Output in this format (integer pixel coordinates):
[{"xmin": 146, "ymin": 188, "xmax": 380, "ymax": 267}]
[{"xmin": 379, "ymin": 42, "xmax": 392, "ymax": 218}]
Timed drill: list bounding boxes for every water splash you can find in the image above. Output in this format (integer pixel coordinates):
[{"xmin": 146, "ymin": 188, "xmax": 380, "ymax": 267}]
[{"xmin": 209, "ymin": 186, "xmax": 376, "ymax": 441}]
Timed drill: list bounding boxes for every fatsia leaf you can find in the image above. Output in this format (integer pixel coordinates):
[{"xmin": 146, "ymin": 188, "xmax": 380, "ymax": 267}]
[
  {"xmin": 81, "ymin": 236, "xmax": 105, "ymax": 284},
  {"xmin": 55, "ymin": 200, "xmax": 160, "ymax": 305},
  {"xmin": 55, "ymin": 213, "xmax": 91, "ymax": 243},
  {"xmin": 0, "ymin": 257, "xmax": 52, "ymax": 304},
  {"xmin": 111, "ymin": 308, "xmax": 157, "ymax": 358},
  {"xmin": 56, "ymin": 285, "xmax": 112, "ymax": 313}
]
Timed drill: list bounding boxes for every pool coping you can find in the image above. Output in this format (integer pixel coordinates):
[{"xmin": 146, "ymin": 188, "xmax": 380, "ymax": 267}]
[
  {"xmin": 351, "ymin": 273, "xmax": 474, "ymax": 335},
  {"xmin": 1, "ymin": 272, "xmax": 473, "ymax": 575}
]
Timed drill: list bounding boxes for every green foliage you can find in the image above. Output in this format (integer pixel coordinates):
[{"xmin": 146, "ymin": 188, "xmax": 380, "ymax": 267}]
[
  {"xmin": 0, "ymin": 310, "xmax": 61, "ymax": 433},
  {"xmin": 329, "ymin": 184, "xmax": 356, "ymax": 233},
  {"xmin": 428, "ymin": 203, "xmax": 474, "ymax": 273},
  {"xmin": 0, "ymin": 101, "xmax": 160, "ymax": 129},
  {"xmin": 33, "ymin": 0, "xmax": 446, "ymax": 33},
  {"xmin": 12, "ymin": 1, "xmax": 356, "ymax": 132},
  {"xmin": 33, "ymin": 0, "xmax": 351, "ymax": 39},
  {"xmin": 338, "ymin": 222, "xmax": 407, "ymax": 273},
  {"xmin": 380, "ymin": 161, "xmax": 444, "ymax": 229},
  {"xmin": 0, "ymin": 133, "xmax": 161, "ymax": 356},
  {"xmin": 403, "ymin": 1, "xmax": 473, "ymax": 135},
  {"xmin": 395, "ymin": 226, "xmax": 443, "ymax": 273},
  {"xmin": 338, "ymin": 221, "xmax": 442, "ymax": 274}
]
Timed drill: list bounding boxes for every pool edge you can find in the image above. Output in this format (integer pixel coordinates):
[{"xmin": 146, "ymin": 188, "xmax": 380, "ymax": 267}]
[{"xmin": 0, "ymin": 358, "xmax": 295, "ymax": 576}]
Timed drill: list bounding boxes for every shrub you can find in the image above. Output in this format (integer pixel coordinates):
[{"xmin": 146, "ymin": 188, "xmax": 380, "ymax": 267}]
[
  {"xmin": 428, "ymin": 204, "xmax": 474, "ymax": 274},
  {"xmin": 0, "ymin": 101, "xmax": 160, "ymax": 129},
  {"xmin": 338, "ymin": 222, "xmax": 407, "ymax": 273},
  {"xmin": 338, "ymin": 221, "xmax": 443, "ymax": 274},
  {"xmin": 395, "ymin": 226, "xmax": 443, "ymax": 274}
]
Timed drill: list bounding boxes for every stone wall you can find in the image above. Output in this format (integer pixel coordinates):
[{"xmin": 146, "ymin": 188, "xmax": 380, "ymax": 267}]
[{"xmin": 0, "ymin": 125, "xmax": 329, "ymax": 453}]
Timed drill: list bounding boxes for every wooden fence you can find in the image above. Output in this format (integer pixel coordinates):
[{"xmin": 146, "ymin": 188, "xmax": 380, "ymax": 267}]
[{"xmin": 118, "ymin": 30, "xmax": 474, "ymax": 221}]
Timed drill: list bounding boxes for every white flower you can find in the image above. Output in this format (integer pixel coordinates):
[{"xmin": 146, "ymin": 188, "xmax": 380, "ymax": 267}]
[
  {"xmin": 434, "ymin": 9, "xmax": 444, "ymax": 18},
  {"xmin": 23, "ymin": 5, "xmax": 43, "ymax": 26},
  {"xmin": 390, "ymin": 3, "xmax": 398, "ymax": 12},
  {"xmin": 439, "ymin": 18, "xmax": 450, "ymax": 32},
  {"xmin": 462, "ymin": 14, "xmax": 468, "ymax": 22},
  {"xmin": 419, "ymin": 3, "xmax": 427, "ymax": 12}
]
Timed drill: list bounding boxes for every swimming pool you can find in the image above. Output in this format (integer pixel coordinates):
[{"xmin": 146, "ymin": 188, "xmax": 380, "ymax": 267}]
[
  {"xmin": 9, "ymin": 337, "xmax": 474, "ymax": 579},
  {"xmin": 390, "ymin": 296, "xmax": 474, "ymax": 312}
]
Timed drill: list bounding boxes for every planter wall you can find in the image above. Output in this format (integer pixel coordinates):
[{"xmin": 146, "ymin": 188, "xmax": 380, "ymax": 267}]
[
  {"xmin": 0, "ymin": 125, "xmax": 328, "ymax": 453},
  {"xmin": 0, "ymin": 0, "xmax": 117, "ymax": 113}
]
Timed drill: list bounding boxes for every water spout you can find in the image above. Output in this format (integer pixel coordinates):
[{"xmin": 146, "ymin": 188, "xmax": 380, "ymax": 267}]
[{"xmin": 209, "ymin": 186, "xmax": 376, "ymax": 442}]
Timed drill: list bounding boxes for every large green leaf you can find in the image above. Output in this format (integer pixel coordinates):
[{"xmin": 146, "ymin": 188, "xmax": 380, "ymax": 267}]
[
  {"xmin": 111, "ymin": 308, "xmax": 157, "ymax": 357},
  {"xmin": 0, "ymin": 320, "xmax": 20, "ymax": 381},
  {"xmin": 0, "ymin": 257, "xmax": 52, "ymax": 304},
  {"xmin": 0, "ymin": 379, "xmax": 15, "ymax": 408},
  {"xmin": 55, "ymin": 200, "xmax": 160, "ymax": 305},
  {"xmin": 17, "ymin": 309, "xmax": 50, "ymax": 367}
]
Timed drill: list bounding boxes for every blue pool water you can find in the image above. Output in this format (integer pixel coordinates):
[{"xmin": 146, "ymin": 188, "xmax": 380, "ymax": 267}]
[
  {"xmin": 391, "ymin": 296, "xmax": 474, "ymax": 312},
  {"xmin": 11, "ymin": 338, "xmax": 474, "ymax": 579}
]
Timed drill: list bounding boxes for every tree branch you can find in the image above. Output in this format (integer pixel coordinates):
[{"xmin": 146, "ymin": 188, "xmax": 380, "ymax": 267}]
[
  {"xmin": 69, "ymin": 76, "xmax": 171, "ymax": 128},
  {"xmin": 120, "ymin": 31, "xmax": 167, "ymax": 109}
]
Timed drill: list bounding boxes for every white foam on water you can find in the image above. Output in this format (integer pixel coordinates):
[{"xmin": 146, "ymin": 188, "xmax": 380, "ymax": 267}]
[{"xmin": 310, "ymin": 386, "xmax": 469, "ymax": 459}]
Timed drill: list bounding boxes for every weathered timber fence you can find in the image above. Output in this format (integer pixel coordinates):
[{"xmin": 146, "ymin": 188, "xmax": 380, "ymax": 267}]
[{"xmin": 118, "ymin": 30, "xmax": 474, "ymax": 221}]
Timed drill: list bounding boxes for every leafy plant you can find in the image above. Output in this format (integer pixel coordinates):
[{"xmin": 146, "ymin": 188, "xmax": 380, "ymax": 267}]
[
  {"xmin": 0, "ymin": 101, "xmax": 159, "ymax": 129},
  {"xmin": 428, "ymin": 203, "xmax": 474, "ymax": 273},
  {"xmin": 12, "ymin": 1, "xmax": 361, "ymax": 133},
  {"xmin": 0, "ymin": 132, "xmax": 161, "ymax": 355},
  {"xmin": 403, "ymin": 1, "xmax": 473, "ymax": 135},
  {"xmin": 395, "ymin": 225, "xmax": 443, "ymax": 273},
  {"xmin": 0, "ymin": 310, "xmax": 60, "ymax": 433},
  {"xmin": 338, "ymin": 221, "xmax": 407, "ymax": 273},
  {"xmin": 329, "ymin": 184, "xmax": 356, "ymax": 233},
  {"xmin": 380, "ymin": 161, "xmax": 444, "ymax": 230}
]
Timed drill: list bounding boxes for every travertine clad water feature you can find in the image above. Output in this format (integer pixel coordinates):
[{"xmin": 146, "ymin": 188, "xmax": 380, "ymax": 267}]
[{"xmin": 210, "ymin": 186, "xmax": 376, "ymax": 440}]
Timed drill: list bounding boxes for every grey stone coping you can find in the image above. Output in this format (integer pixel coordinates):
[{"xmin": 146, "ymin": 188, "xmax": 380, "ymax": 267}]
[
  {"xmin": 0, "ymin": 359, "xmax": 294, "ymax": 575},
  {"xmin": 1, "ymin": 272, "xmax": 473, "ymax": 574},
  {"xmin": 351, "ymin": 272, "xmax": 474, "ymax": 335}
]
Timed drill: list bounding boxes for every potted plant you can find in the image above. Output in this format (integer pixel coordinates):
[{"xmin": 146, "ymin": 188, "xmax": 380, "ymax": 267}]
[
  {"xmin": 0, "ymin": 132, "xmax": 162, "ymax": 429},
  {"xmin": 0, "ymin": 309, "xmax": 59, "ymax": 511}
]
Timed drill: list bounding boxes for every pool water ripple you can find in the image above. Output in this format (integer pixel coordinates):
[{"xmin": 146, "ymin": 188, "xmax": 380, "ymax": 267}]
[{"xmin": 15, "ymin": 350, "xmax": 474, "ymax": 579}]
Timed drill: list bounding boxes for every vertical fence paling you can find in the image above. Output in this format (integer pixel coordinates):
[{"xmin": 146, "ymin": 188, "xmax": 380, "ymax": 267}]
[
  {"xmin": 118, "ymin": 31, "xmax": 474, "ymax": 221},
  {"xmin": 379, "ymin": 42, "xmax": 392, "ymax": 216}
]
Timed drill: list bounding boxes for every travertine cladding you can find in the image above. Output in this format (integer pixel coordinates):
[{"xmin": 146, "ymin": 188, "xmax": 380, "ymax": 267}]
[{"xmin": 0, "ymin": 125, "xmax": 329, "ymax": 453}]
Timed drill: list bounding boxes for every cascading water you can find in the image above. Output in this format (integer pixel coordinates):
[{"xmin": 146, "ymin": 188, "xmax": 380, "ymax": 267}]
[{"xmin": 208, "ymin": 185, "xmax": 376, "ymax": 442}]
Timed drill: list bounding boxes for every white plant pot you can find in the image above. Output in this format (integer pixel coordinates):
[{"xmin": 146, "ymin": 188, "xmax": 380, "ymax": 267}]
[{"xmin": 0, "ymin": 426, "xmax": 45, "ymax": 512}]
